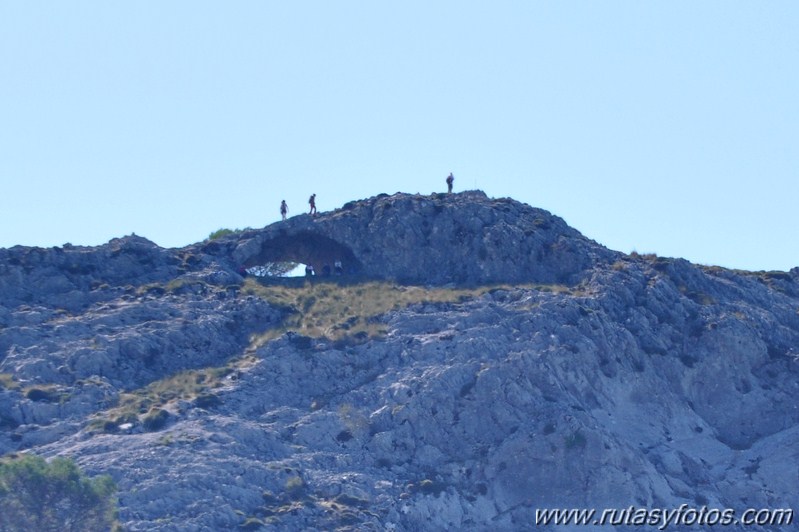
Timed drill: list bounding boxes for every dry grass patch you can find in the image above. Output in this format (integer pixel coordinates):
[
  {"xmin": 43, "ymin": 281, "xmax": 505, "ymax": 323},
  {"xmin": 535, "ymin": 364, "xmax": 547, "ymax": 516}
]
[
  {"xmin": 0, "ymin": 373, "xmax": 20, "ymax": 391},
  {"xmin": 87, "ymin": 279, "xmax": 573, "ymax": 432},
  {"xmin": 87, "ymin": 364, "xmax": 247, "ymax": 433},
  {"xmin": 242, "ymin": 279, "xmax": 543, "ymax": 347}
]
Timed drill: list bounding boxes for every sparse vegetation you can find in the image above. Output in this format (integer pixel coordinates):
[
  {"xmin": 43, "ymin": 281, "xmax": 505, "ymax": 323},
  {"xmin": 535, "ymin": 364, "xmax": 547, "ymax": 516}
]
[
  {"xmin": 338, "ymin": 403, "xmax": 368, "ymax": 436},
  {"xmin": 415, "ymin": 478, "xmax": 447, "ymax": 497},
  {"xmin": 142, "ymin": 408, "xmax": 170, "ymax": 432},
  {"xmin": 0, "ymin": 453, "xmax": 119, "ymax": 532},
  {"xmin": 88, "ymin": 366, "xmax": 238, "ymax": 433},
  {"xmin": 611, "ymin": 260, "xmax": 628, "ymax": 271},
  {"xmin": 0, "ymin": 373, "xmax": 20, "ymax": 391},
  {"xmin": 208, "ymin": 228, "xmax": 247, "ymax": 241},
  {"xmin": 284, "ymin": 475, "xmax": 305, "ymax": 499},
  {"xmin": 243, "ymin": 278, "xmax": 551, "ymax": 346},
  {"xmin": 88, "ymin": 279, "xmax": 579, "ymax": 441},
  {"xmin": 629, "ymin": 250, "xmax": 659, "ymax": 260},
  {"xmin": 240, "ymin": 516, "xmax": 267, "ymax": 530},
  {"xmin": 564, "ymin": 430, "xmax": 587, "ymax": 450},
  {"xmin": 24, "ymin": 385, "xmax": 64, "ymax": 403}
]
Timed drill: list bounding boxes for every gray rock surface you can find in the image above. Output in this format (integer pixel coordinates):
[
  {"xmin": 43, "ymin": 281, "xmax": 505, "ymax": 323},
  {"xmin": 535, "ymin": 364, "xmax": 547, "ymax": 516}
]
[{"xmin": 1, "ymin": 191, "xmax": 798, "ymax": 531}]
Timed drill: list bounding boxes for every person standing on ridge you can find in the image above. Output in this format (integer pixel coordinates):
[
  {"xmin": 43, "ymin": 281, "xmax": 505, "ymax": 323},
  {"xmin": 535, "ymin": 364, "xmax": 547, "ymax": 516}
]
[
  {"xmin": 446, "ymin": 172, "xmax": 454, "ymax": 193},
  {"xmin": 309, "ymin": 194, "xmax": 317, "ymax": 216},
  {"xmin": 280, "ymin": 200, "xmax": 288, "ymax": 221}
]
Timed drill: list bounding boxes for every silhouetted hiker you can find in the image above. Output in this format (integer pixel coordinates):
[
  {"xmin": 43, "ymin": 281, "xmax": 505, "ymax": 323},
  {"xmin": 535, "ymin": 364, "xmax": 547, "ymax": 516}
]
[
  {"xmin": 309, "ymin": 194, "xmax": 317, "ymax": 216},
  {"xmin": 334, "ymin": 260, "xmax": 343, "ymax": 275},
  {"xmin": 446, "ymin": 173, "xmax": 454, "ymax": 193},
  {"xmin": 322, "ymin": 264, "xmax": 331, "ymax": 276},
  {"xmin": 305, "ymin": 264, "xmax": 315, "ymax": 277},
  {"xmin": 280, "ymin": 200, "xmax": 288, "ymax": 221}
]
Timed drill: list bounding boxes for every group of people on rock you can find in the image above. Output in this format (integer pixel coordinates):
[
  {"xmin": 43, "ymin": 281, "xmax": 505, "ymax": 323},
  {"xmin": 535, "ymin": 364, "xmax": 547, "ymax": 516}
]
[
  {"xmin": 279, "ymin": 193, "xmax": 317, "ymax": 221},
  {"xmin": 304, "ymin": 260, "xmax": 344, "ymax": 278},
  {"xmin": 278, "ymin": 173, "xmax": 455, "ymax": 222}
]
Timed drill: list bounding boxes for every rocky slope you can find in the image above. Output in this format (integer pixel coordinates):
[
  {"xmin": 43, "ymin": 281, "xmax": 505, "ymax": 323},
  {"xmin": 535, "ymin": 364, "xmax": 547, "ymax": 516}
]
[{"xmin": 1, "ymin": 191, "xmax": 798, "ymax": 531}]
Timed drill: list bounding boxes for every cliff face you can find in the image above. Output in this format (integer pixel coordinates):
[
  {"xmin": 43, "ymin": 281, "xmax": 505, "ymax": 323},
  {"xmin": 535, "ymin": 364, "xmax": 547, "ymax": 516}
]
[{"xmin": 1, "ymin": 191, "xmax": 798, "ymax": 531}]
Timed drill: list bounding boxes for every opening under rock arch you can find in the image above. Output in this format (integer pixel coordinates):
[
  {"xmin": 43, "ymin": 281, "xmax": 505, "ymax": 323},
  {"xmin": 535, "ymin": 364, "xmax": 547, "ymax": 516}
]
[{"xmin": 243, "ymin": 231, "xmax": 362, "ymax": 278}]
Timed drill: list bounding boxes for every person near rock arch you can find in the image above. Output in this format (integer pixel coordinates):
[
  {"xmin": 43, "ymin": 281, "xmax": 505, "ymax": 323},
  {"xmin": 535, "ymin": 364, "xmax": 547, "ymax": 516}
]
[
  {"xmin": 305, "ymin": 264, "xmax": 315, "ymax": 277},
  {"xmin": 446, "ymin": 173, "xmax": 454, "ymax": 193},
  {"xmin": 280, "ymin": 200, "xmax": 288, "ymax": 221},
  {"xmin": 334, "ymin": 260, "xmax": 343, "ymax": 275},
  {"xmin": 309, "ymin": 194, "xmax": 317, "ymax": 216}
]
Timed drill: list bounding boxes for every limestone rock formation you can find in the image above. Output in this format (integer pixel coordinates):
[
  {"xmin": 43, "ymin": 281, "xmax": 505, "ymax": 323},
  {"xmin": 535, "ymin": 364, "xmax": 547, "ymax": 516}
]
[
  {"xmin": 201, "ymin": 190, "xmax": 618, "ymax": 285},
  {"xmin": 1, "ymin": 191, "xmax": 798, "ymax": 531}
]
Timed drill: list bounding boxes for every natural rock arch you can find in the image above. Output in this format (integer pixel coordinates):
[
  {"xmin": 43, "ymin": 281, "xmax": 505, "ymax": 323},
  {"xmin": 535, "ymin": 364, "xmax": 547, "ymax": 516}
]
[{"xmin": 240, "ymin": 231, "xmax": 362, "ymax": 276}]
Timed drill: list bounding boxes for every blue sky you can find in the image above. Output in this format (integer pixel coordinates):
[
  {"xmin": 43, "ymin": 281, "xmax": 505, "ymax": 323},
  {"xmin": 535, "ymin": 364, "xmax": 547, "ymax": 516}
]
[{"xmin": 1, "ymin": 2, "xmax": 797, "ymax": 271}]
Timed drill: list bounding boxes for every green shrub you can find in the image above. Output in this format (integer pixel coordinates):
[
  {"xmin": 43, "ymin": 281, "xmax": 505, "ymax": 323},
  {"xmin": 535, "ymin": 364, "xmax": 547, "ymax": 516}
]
[
  {"xmin": 193, "ymin": 393, "xmax": 221, "ymax": 409},
  {"xmin": 334, "ymin": 492, "xmax": 370, "ymax": 508},
  {"xmin": 208, "ymin": 228, "xmax": 236, "ymax": 240},
  {"xmin": 87, "ymin": 418, "xmax": 119, "ymax": 434},
  {"xmin": 564, "ymin": 430, "xmax": 587, "ymax": 450},
  {"xmin": 24, "ymin": 386, "xmax": 63, "ymax": 403},
  {"xmin": 0, "ymin": 454, "xmax": 118, "ymax": 531},
  {"xmin": 207, "ymin": 227, "xmax": 252, "ymax": 241},
  {"xmin": 417, "ymin": 478, "xmax": 447, "ymax": 497},
  {"xmin": 284, "ymin": 475, "xmax": 305, "ymax": 499},
  {"xmin": 142, "ymin": 408, "xmax": 170, "ymax": 432}
]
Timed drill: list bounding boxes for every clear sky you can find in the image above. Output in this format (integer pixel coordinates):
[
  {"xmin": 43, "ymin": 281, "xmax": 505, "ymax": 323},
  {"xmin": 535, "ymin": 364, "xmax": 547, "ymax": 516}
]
[{"xmin": 1, "ymin": 2, "xmax": 797, "ymax": 272}]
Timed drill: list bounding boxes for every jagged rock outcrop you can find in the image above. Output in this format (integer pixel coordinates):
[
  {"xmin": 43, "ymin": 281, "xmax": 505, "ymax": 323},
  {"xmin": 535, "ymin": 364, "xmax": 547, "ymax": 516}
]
[
  {"xmin": 1, "ymin": 191, "xmax": 798, "ymax": 531},
  {"xmin": 0, "ymin": 235, "xmax": 183, "ymax": 311}
]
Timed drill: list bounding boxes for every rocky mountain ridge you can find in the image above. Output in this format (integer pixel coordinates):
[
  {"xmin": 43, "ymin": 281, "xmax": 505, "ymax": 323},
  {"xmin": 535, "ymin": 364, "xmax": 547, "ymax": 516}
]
[
  {"xmin": 1, "ymin": 191, "xmax": 798, "ymax": 530},
  {"xmin": 201, "ymin": 190, "xmax": 617, "ymax": 285}
]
